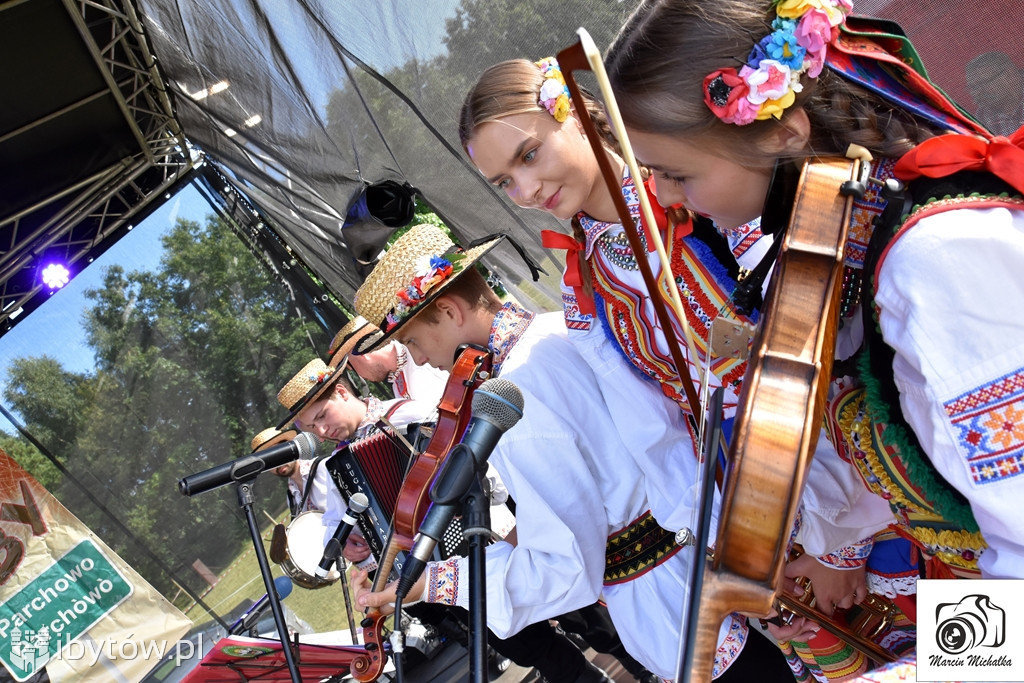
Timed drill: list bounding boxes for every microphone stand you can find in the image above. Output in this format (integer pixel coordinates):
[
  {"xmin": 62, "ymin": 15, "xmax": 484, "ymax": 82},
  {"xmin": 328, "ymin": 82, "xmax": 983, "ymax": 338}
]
[
  {"xmin": 235, "ymin": 477, "xmax": 302, "ymax": 683},
  {"xmin": 462, "ymin": 473, "xmax": 491, "ymax": 683},
  {"xmin": 429, "ymin": 443, "xmax": 491, "ymax": 683},
  {"xmin": 331, "ymin": 549, "xmax": 360, "ymax": 644}
]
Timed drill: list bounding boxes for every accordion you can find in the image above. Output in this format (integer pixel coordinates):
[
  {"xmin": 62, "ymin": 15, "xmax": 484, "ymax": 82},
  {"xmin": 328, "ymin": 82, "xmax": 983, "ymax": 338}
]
[{"xmin": 325, "ymin": 426, "xmax": 468, "ymax": 577}]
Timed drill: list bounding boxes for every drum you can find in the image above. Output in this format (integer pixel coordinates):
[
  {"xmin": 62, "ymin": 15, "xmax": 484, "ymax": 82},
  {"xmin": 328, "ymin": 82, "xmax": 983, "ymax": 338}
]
[{"xmin": 279, "ymin": 510, "xmax": 339, "ymax": 590}]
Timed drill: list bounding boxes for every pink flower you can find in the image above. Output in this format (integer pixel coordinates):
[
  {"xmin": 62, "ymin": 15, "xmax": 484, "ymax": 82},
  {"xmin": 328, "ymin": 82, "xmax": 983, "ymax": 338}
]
[
  {"xmin": 796, "ymin": 8, "xmax": 833, "ymax": 54},
  {"xmin": 803, "ymin": 45, "xmax": 828, "ymax": 78},
  {"xmin": 744, "ymin": 60, "xmax": 792, "ymax": 104}
]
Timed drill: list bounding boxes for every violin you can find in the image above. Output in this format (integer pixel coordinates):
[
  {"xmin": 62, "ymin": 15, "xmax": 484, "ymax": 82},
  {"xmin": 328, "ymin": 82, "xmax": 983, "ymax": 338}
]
[
  {"xmin": 679, "ymin": 157, "xmax": 863, "ymax": 681},
  {"xmin": 348, "ymin": 344, "xmax": 493, "ymax": 682}
]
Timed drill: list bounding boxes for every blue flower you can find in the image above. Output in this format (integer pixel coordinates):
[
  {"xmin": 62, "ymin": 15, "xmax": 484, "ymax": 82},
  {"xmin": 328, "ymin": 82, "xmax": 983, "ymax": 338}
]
[
  {"xmin": 747, "ymin": 35, "xmax": 773, "ymax": 66},
  {"xmin": 766, "ymin": 19, "xmax": 806, "ymax": 70},
  {"xmin": 429, "ymin": 255, "xmax": 451, "ymax": 270}
]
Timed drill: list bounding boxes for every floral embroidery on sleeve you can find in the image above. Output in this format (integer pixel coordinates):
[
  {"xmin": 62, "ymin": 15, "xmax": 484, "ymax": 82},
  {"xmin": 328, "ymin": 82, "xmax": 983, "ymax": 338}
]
[
  {"xmin": 816, "ymin": 536, "xmax": 874, "ymax": 569},
  {"xmin": 426, "ymin": 557, "xmax": 462, "ymax": 607}
]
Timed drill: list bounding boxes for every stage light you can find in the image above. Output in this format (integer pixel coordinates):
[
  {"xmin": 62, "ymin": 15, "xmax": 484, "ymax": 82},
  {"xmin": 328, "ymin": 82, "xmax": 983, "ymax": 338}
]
[{"xmin": 41, "ymin": 263, "xmax": 70, "ymax": 290}]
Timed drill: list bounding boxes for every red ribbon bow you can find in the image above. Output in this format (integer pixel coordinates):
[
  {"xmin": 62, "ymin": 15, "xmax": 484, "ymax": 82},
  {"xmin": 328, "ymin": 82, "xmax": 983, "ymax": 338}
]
[
  {"xmin": 540, "ymin": 230, "xmax": 596, "ymax": 316},
  {"xmin": 894, "ymin": 127, "xmax": 1024, "ymax": 196}
]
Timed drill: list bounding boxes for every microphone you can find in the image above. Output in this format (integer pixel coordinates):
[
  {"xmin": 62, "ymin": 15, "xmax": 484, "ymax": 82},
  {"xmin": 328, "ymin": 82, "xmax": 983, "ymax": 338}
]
[
  {"xmin": 315, "ymin": 493, "xmax": 370, "ymax": 579},
  {"xmin": 395, "ymin": 378, "xmax": 524, "ymax": 599},
  {"xmin": 229, "ymin": 575, "xmax": 294, "ymax": 635},
  {"xmin": 178, "ymin": 432, "xmax": 320, "ymax": 496}
]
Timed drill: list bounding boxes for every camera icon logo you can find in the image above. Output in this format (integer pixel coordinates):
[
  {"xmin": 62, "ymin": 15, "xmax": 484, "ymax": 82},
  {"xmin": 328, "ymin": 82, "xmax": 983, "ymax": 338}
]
[{"xmin": 935, "ymin": 594, "xmax": 1005, "ymax": 655}]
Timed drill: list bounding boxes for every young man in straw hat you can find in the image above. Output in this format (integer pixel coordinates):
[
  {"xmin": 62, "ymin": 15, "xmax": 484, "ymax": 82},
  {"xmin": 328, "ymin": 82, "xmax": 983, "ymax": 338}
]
[
  {"xmin": 277, "ymin": 317, "xmax": 436, "ymax": 443},
  {"xmin": 344, "ymin": 335, "xmax": 449, "ymax": 406},
  {"xmin": 279, "ymin": 316, "xmax": 614, "ymax": 683},
  {"xmin": 348, "ymin": 223, "xmax": 746, "ymax": 681}
]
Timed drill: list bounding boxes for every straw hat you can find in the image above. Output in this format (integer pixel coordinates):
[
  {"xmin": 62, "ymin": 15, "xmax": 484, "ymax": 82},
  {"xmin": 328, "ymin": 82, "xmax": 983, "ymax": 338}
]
[
  {"xmin": 353, "ymin": 224, "xmax": 503, "ymax": 353},
  {"xmin": 327, "ymin": 315, "xmax": 383, "ymax": 367},
  {"xmin": 275, "ymin": 358, "xmax": 344, "ymax": 429},
  {"xmin": 250, "ymin": 426, "xmax": 298, "ymax": 453}
]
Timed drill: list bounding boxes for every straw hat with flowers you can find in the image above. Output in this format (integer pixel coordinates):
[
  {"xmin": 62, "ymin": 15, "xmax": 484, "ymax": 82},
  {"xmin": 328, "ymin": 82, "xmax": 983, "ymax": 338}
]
[
  {"xmin": 275, "ymin": 358, "xmax": 345, "ymax": 429},
  {"xmin": 353, "ymin": 224, "xmax": 503, "ymax": 353}
]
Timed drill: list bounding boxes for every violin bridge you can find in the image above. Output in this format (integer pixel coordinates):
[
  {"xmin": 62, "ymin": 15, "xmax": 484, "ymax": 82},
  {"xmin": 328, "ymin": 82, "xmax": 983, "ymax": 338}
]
[{"xmin": 709, "ymin": 316, "xmax": 756, "ymax": 361}]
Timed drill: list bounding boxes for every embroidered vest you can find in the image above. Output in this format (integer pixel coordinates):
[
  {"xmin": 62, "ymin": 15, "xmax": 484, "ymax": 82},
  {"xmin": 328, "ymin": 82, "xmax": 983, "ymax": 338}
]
[{"xmin": 582, "ymin": 174, "xmax": 756, "ymax": 408}]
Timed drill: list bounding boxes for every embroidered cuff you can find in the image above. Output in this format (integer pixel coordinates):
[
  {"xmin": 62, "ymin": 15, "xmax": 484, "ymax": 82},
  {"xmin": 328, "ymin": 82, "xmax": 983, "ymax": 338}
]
[
  {"xmin": 712, "ymin": 613, "xmax": 749, "ymax": 679},
  {"xmin": 816, "ymin": 536, "xmax": 874, "ymax": 569},
  {"xmin": 425, "ymin": 557, "xmax": 467, "ymax": 609}
]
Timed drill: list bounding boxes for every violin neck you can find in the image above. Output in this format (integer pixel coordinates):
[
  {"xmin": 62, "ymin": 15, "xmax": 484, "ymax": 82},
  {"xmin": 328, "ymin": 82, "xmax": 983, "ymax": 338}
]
[{"xmin": 371, "ymin": 541, "xmax": 403, "ymax": 594}]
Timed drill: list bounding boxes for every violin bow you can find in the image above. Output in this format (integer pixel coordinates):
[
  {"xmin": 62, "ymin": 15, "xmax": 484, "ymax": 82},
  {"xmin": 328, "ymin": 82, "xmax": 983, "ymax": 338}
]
[{"xmin": 556, "ymin": 29, "xmax": 706, "ymax": 429}]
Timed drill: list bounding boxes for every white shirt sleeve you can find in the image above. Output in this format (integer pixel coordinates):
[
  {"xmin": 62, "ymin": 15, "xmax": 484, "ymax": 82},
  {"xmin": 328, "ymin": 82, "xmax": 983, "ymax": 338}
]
[
  {"xmin": 875, "ymin": 205, "xmax": 1024, "ymax": 578},
  {"xmin": 797, "ymin": 430, "xmax": 895, "ymax": 557}
]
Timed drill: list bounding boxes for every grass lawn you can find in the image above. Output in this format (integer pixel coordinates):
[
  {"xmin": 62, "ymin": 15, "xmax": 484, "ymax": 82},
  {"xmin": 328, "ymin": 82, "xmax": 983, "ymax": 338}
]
[{"xmin": 178, "ymin": 511, "xmax": 356, "ymax": 635}]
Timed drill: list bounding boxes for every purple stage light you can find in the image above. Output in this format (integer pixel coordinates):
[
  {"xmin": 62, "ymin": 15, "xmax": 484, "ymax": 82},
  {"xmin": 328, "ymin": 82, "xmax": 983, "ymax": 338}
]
[{"xmin": 41, "ymin": 263, "xmax": 70, "ymax": 289}]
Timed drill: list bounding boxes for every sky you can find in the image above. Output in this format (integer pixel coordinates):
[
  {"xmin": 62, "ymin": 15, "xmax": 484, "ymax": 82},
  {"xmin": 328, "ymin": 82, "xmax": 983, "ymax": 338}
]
[{"xmin": 0, "ymin": 183, "xmax": 215, "ymax": 434}]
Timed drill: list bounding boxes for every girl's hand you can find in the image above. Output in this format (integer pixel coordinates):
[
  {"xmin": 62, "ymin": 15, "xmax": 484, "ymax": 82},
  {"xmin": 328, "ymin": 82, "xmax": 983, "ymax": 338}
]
[
  {"xmin": 762, "ymin": 610, "xmax": 821, "ymax": 643},
  {"xmin": 785, "ymin": 552, "xmax": 867, "ymax": 617}
]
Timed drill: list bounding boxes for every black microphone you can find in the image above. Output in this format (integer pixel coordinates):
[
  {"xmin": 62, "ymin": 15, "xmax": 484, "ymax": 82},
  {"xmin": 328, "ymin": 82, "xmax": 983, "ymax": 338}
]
[
  {"xmin": 229, "ymin": 575, "xmax": 294, "ymax": 635},
  {"xmin": 395, "ymin": 378, "xmax": 524, "ymax": 599},
  {"xmin": 178, "ymin": 432, "xmax": 320, "ymax": 496},
  {"xmin": 315, "ymin": 492, "xmax": 370, "ymax": 579}
]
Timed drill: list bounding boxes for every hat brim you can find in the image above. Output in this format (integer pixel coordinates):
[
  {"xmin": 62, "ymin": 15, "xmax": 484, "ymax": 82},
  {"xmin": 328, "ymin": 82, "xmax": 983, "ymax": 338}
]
[
  {"xmin": 356, "ymin": 235, "xmax": 505, "ymax": 354},
  {"xmin": 275, "ymin": 364, "xmax": 347, "ymax": 430},
  {"xmin": 252, "ymin": 427, "xmax": 299, "ymax": 453},
  {"xmin": 329, "ymin": 323, "xmax": 383, "ymax": 367}
]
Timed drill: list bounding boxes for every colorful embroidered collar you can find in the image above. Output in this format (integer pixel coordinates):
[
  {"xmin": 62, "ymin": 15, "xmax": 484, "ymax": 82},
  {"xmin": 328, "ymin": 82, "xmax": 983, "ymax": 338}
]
[
  {"xmin": 575, "ymin": 165, "xmax": 645, "ymax": 260},
  {"xmin": 387, "ymin": 344, "xmax": 409, "ymax": 385},
  {"xmin": 354, "ymin": 396, "xmax": 386, "ymax": 441},
  {"xmin": 488, "ymin": 302, "xmax": 536, "ymax": 375}
]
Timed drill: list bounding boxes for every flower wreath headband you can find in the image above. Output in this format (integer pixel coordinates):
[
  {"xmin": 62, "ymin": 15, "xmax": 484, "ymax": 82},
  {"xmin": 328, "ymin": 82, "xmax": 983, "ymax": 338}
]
[
  {"xmin": 704, "ymin": 0, "xmax": 853, "ymax": 126},
  {"xmin": 535, "ymin": 57, "xmax": 572, "ymax": 122}
]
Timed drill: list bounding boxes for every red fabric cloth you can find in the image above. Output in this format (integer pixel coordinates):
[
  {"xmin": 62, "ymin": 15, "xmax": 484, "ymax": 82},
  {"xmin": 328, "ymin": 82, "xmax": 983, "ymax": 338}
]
[
  {"xmin": 894, "ymin": 127, "xmax": 1024, "ymax": 195},
  {"xmin": 540, "ymin": 229, "xmax": 596, "ymax": 315}
]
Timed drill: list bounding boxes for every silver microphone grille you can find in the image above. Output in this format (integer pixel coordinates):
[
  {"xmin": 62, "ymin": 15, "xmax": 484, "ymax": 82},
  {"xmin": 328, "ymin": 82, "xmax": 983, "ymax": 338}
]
[
  {"xmin": 294, "ymin": 431, "xmax": 321, "ymax": 459},
  {"xmin": 349, "ymin": 492, "xmax": 370, "ymax": 514},
  {"xmin": 472, "ymin": 378, "xmax": 525, "ymax": 432}
]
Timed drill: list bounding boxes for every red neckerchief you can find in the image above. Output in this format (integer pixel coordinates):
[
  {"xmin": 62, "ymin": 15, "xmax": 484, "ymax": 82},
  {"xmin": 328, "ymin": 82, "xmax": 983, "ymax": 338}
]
[
  {"xmin": 540, "ymin": 229, "xmax": 595, "ymax": 315},
  {"xmin": 894, "ymin": 127, "xmax": 1024, "ymax": 195}
]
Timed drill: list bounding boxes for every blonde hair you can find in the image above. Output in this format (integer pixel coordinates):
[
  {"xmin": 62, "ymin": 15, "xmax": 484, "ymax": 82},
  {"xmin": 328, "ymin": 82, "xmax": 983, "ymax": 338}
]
[
  {"xmin": 605, "ymin": 0, "xmax": 942, "ymax": 164},
  {"xmin": 458, "ymin": 59, "xmax": 616, "ymax": 154}
]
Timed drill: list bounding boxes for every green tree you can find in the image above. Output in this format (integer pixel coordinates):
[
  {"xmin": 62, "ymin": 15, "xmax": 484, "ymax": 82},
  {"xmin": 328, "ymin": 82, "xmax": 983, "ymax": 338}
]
[{"xmin": 2, "ymin": 356, "xmax": 94, "ymax": 453}]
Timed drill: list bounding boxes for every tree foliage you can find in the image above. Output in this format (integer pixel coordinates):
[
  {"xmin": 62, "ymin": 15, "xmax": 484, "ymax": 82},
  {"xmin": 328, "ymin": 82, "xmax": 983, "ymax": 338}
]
[
  {"xmin": 3, "ymin": 215, "xmax": 330, "ymax": 595},
  {"xmin": 324, "ymin": 0, "xmax": 641, "ymax": 216}
]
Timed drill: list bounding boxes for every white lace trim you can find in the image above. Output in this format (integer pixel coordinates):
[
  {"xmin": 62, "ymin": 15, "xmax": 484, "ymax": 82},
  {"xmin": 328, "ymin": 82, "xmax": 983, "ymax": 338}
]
[{"xmin": 866, "ymin": 572, "xmax": 917, "ymax": 598}]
